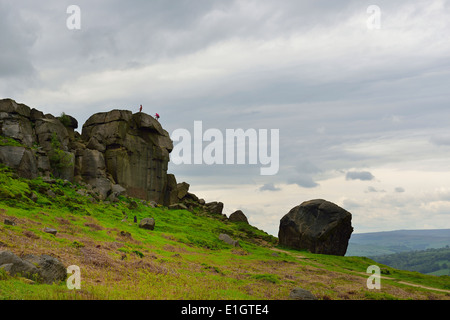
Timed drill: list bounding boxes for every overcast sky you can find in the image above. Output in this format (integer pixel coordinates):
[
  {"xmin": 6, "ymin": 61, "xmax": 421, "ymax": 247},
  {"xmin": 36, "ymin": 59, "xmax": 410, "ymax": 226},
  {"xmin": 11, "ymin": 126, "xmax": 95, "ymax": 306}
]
[{"xmin": 2, "ymin": 0, "xmax": 450, "ymax": 236}]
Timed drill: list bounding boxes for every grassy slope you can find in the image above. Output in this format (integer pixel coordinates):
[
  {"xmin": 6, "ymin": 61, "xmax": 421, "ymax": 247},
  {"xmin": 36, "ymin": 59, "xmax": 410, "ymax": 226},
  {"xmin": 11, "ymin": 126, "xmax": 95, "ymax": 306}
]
[{"xmin": 0, "ymin": 166, "xmax": 449, "ymax": 300}]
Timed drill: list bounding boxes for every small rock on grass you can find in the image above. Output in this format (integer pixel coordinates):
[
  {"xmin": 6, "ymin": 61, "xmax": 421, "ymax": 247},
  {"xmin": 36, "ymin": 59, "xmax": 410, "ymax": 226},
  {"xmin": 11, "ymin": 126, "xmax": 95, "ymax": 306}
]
[
  {"xmin": 43, "ymin": 227, "xmax": 57, "ymax": 235},
  {"xmin": 289, "ymin": 287, "xmax": 317, "ymax": 300},
  {"xmin": 4, "ymin": 219, "xmax": 16, "ymax": 226},
  {"xmin": 139, "ymin": 218, "xmax": 155, "ymax": 230}
]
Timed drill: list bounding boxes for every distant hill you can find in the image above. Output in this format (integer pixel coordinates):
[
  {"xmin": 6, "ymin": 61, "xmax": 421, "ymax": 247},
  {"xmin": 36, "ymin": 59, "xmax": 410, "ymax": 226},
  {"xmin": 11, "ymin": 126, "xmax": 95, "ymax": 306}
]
[
  {"xmin": 346, "ymin": 229, "xmax": 450, "ymax": 257},
  {"xmin": 369, "ymin": 246, "xmax": 450, "ymax": 276}
]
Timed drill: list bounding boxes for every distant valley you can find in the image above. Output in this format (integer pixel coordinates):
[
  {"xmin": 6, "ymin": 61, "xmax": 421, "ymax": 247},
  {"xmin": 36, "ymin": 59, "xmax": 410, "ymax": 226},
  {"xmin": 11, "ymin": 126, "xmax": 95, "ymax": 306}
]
[
  {"xmin": 347, "ymin": 229, "xmax": 450, "ymax": 257},
  {"xmin": 347, "ymin": 229, "xmax": 450, "ymax": 276}
]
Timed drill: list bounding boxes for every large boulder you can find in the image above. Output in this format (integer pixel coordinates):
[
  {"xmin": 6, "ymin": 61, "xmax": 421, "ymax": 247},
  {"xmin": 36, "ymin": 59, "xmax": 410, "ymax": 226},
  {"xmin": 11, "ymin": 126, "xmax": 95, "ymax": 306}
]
[
  {"xmin": 139, "ymin": 217, "xmax": 155, "ymax": 230},
  {"xmin": 278, "ymin": 199, "xmax": 353, "ymax": 256},
  {"xmin": 228, "ymin": 210, "xmax": 249, "ymax": 224},
  {"xmin": 0, "ymin": 250, "xmax": 39, "ymax": 280},
  {"xmin": 176, "ymin": 182, "xmax": 190, "ymax": 200},
  {"xmin": 21, "ymin": 254, "xmax": 67, "ymax": 284},
  {"xmin": 0, "ymin": 146, "xmax": 38, "ymax": 179},
  {"xmin": 205, "ymin": 201, "xmax": 224, "ymax": 215},
  {"xmin": 0, "ymin": 251, "xmax": 66, "ymax": 284},
  {"xmin": 219, "ymin": 233, "xmax": 240, "ymax": 247},
  {"xmin": 163, "ymin": 174, "xmax": 178, "ymax": 206},
  {"xmin": 0, "ymin": 99, "xmax": 34, "ymax": 147}
]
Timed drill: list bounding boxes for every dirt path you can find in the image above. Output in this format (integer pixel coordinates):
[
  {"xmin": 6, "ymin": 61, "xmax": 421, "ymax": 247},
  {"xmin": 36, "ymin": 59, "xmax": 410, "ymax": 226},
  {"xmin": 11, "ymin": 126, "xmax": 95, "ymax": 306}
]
[
  {"xmin": 270, "ymin": 247, "xmax": 308, "ymax": 259},
  {"xmin": 395, "ymin": 281, "xmax": 450, "ymax": 293}
]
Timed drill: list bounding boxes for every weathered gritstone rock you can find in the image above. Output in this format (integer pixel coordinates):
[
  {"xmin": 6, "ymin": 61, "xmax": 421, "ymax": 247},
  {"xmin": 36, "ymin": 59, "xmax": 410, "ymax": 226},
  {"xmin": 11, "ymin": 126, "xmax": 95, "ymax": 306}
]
[
  {"xmin": 176, "ymin": 182, "xmax": 190, "ymax": 200},
  {"xmin": 81, "ymin": 110, "xmax": 173, "ymax": 203},
  {"xmin": 289, "ymin": 287, "xmax": 317, "ymax": 300},
  {"xmin": 205, "ymin": 201, "xmax": 224, "ymax": 215},
  {"xmin": 228, "ymin": 210, "xmax": 249, "ymax": 224},
  {"xmin": 278, "ymin": 199, "xmax": 353, "ymax": 256},
  {"xmin": 0, "ymin": 99, "xmax": 34, "ymax": 147},
  {"xmin": 139, "ymin": 217, "xmax": 155, "ymax": 230},
  {"xmin": 0, "ymin": 250, "xmax": 66, "ymax": 284},
  {"xmin": 219, "ymin": 233, "xmax": 240, "ymax": 247},
  {"xmin": 0, "ymin": 145, "xmax": 38, "ymax": 179},
  {"xmin": 0, "ymin": 99, "xmax": 180, "ymax": 205},
  {"xmin": 0, "ymin": 98, "xmax": 75, "ymax": 180},
  {"xmin": 0, "ymin": 99, "xmax": 228, "ymax": 209}
]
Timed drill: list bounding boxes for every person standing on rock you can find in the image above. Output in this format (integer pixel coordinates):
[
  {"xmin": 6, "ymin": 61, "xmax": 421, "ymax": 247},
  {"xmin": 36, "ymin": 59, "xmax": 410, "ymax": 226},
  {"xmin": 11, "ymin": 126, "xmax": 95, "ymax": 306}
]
[
  {"xmin": 155, "ymin": 113, "xmax": 160, "ymax": 121},
  {"xmin": 139, "ymin": 105, "xmax": 143, "ymax": 113}
]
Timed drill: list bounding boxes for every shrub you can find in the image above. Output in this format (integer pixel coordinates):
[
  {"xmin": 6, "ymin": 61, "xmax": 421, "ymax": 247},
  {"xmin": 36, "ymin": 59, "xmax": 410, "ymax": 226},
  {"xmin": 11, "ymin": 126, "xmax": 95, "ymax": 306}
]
[
  {"xmin": 251, "ymin": 274, "xmax": 280, "ymax": 284},
  {"xmin": 49, "ymin": 133, "xmax": 72, "ymax": 174},
  {"xmin": 58, "ymin": 112, "xmax": 72, "ymax": 127},
  {"xmin": 133, "ymin": 250, "xmax": 144, "ymax": 258},
  {"xmin": 71, "ymin": 241, "xmax": 85, "ymax": 248},
  {"xmin": 0, "ymin": 135, "xmax": 25, "ymax": 147},
  {"xmin": 0, "ymin": 268, "xmax": 9, "ymax": 281}
]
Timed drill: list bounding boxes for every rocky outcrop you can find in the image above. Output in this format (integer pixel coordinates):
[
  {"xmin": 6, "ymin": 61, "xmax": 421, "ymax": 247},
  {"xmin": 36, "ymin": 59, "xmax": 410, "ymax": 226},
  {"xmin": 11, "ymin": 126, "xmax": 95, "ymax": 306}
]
[
  {"xmin": 0, "ymin": 99, "xmax": 76, "ymax": 180},
  {"xmin": 0, "ymin": 250, "xmax": 66, "ymax": 284},
  {"xmin": 165, "ymin": 179, "xmax": 227, "ymax": 217},
  {"xmin": 80, "ymin": 110, "xmax": 173, "ymax": 203},
  {"xmin": 176, "ymin": 182, "xmax": 190, "ymax": 200},
  {"xmin": 164, "ymin": 174, "xmax": 178, "ymax": 206},
  {"xmin": 229, "ymin": 210, "xmax": 249, "ymax": 224},
  {"xmin": 205, "ymin": 201, "xmax": 224, "ymax": 215},
  {"xmin": 219, "ymin": 233, "xmax": 240, "ymax": 247},
  {"xmin": 278, "ymin": 199, "xmax": 353, "ymax": 256},
  {"xmin": 0, "ymin": 99, "xmax": 177, "ymax": 204},
  {"xmin": 0, "ymin": 146, "xmax": 38, "ymax": 179},
  {"xmin": 0, "ymin": 98, "xmax": 229, "ymax": 211}
]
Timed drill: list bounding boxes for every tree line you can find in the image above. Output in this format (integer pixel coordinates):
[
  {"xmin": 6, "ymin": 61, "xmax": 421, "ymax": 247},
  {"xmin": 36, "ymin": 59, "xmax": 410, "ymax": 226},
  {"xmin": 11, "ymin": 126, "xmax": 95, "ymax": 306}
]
[{"xmin": 370, "ymin": 246, "xmax": 450, "ymax": 275}]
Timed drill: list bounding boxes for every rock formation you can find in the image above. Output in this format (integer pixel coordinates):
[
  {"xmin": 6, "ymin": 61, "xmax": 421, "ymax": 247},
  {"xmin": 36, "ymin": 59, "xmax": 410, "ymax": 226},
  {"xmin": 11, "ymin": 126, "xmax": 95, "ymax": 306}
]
[
  {"xmin": 278, "ymin": 199, "xmax": 353, "ymax": 256},
  {"xmin": 0, "ymin": 98, "xmax": 177, "ymax": 205},
  {"xmin": 0, "ymin": 98, "xmax": 235, "ymax": 221},
  {"xmin": 228, "ymin": 210, "xmax": 249, "ymax": 224},
  {"xmin": 1, "ymin": 99, "xmax": 78, "ymax": 181},
  {"xmin": 219, "ymin": 233, "xmax": 240, "ymax": 247},
  {"xmin": 0, "ymin": 250, "xmax": 66, "ymax": 284},
  {"xmin": 80, "ymin": 109, "xmax": 173, "ymax": 203},
  {"xmin": 139, "ymin": 217, "xmax": 155, "ymax": 230}
]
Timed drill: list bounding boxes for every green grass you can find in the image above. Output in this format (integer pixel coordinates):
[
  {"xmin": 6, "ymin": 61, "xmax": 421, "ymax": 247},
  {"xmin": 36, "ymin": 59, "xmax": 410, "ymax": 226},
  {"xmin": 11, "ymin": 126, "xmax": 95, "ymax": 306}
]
[
  {"xmin": 1, "ymin": 166, "xmax": 450, "ymax": 300},
  {"xmin": 0, "ymin": 136, "xmax": 26, "ymax": 148}
]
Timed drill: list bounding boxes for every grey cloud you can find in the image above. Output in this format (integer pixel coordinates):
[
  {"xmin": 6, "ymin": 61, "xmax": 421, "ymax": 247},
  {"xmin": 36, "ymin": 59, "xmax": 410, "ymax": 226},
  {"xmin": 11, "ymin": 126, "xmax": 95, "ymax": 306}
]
[
  {"xmin": 0, "ymin": 2, "xmax": 38, "ymax": 79},
  {"xmin": 288, "ymin": 174, "xmax": 319, "ymax": 189},
  {"xmin": 259, "ymin": 183, "xmax": 281, "ymax": 192},
  {"xmin": 346, "ymin": 171, "xmax": 375, "ymax": 181},
  {"xmin": 430, "ymin": 135, "xmax": 450, "ymax": 146},
  {"xmin": 365, "ymin": 186, "xmax": 385, "ymax": 193},
  {"xmin": 282, "ymin": 160, "xmax": 321, "ymax": 188},
  {"xmin": 395, "ymin": 187, "xmax": 405, "ymax": 193}
]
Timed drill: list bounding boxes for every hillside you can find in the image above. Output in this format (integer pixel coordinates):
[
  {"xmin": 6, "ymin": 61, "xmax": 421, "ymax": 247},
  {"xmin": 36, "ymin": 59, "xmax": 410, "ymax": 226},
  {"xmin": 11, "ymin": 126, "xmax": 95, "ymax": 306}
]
[
  {"xmin": 1, "ymin": 165, "xmax": 450, "ymax": 300},
  {"xmin": 347, "ymin": 229, "xmax": 450, "ymax": 257},
  {"xmin": 369, "ymin": 247, "xmax": 450, "ymax": 276}
]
